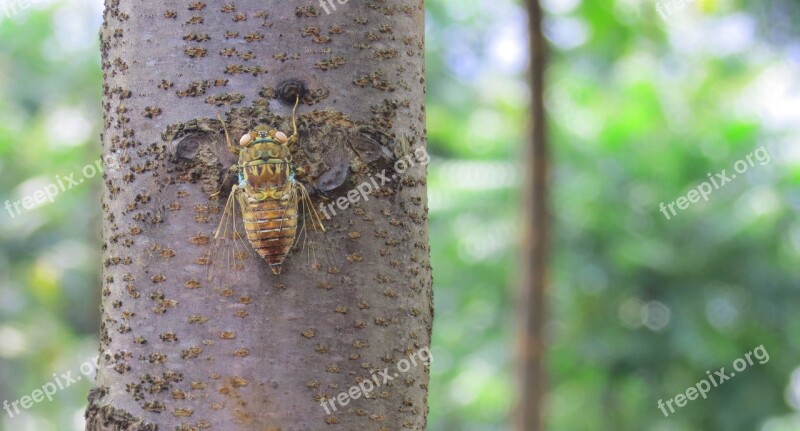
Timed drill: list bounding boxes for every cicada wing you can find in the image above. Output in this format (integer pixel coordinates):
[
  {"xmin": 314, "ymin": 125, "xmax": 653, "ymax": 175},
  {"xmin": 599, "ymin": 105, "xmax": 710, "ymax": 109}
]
[
  {"xmin": 206, "ymin": 185, "xmax": 256, "ymax": 288},
  {"xmin": 293, "ymin": 181, "xmax": 339, "ymax": 274}
]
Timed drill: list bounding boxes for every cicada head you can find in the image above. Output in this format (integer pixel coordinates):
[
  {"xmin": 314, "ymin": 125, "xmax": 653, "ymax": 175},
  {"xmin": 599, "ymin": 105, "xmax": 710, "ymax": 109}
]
[
  {"xmin": 248, "ymin": 125, "xmax": 289, "ymax": 146},
  {"xmin": 252, "ymin": 126, "xmax": 269, "ymax": 142}
]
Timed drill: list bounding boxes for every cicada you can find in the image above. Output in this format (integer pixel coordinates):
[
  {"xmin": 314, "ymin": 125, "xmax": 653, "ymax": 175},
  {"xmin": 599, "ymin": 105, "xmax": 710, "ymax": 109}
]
[{"xmin": 211, "ymin": 97, "xmax": 327, "ymax": 276}]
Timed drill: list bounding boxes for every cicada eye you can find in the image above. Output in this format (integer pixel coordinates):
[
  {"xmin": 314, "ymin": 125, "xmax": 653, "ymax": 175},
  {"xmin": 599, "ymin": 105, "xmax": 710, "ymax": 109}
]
[
  {"xmin": 240, "ymin": 133, "xmax": 253, "ymax": 146},
  {"xmin": 275, "ymin": 131, "xmax": 288, "ymax": 143}
]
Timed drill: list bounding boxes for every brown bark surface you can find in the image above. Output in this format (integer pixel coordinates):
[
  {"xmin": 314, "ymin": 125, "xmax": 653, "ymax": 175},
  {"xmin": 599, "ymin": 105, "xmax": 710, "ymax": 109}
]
[
  {"xmin": 516, "ymin": 0, "xmax": 548, "ymax": 429},
  {"xmin": 86, "ymin": 1, "xmax": 431, "ymax": 430}
]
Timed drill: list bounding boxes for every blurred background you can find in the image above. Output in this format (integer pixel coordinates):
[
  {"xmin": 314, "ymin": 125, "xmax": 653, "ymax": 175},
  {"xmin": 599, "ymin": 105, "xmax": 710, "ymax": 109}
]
[{"xmin": 1, "ymin": 0, "xmax": 799, "ymax": 430}]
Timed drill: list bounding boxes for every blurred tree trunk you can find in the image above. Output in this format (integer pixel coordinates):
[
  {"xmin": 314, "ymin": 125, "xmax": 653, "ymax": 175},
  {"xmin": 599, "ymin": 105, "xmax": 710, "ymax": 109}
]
[
  {"xmin": 85, "ymin": 1, "xmax": 431, "ymax": 430},
  {"xmin": 516, "ymin": 0, "xmax": 548, "ymax": 429}
]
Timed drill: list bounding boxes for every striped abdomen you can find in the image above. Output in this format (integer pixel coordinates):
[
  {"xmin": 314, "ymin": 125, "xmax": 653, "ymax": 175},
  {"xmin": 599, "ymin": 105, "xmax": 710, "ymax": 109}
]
[{"xmin": 242, "ymin": 195, "xmax": 298, "ymax": 275}]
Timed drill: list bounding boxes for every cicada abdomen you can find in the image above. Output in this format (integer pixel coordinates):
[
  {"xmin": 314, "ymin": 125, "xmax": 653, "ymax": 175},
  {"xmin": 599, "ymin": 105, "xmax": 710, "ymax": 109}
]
[
  {"xmin": 238, "ymin": 143, "xmax": 299, "ymax": 275},
  {"xmin": 242, "ymin": 198, "xmax": 297, "ymax": 274}
]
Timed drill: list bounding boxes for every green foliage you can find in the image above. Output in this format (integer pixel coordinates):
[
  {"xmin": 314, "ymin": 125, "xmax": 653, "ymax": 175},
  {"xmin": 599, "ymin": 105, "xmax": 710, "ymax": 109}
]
[
  {"xmin": 0, "ymin": 1, "xmax": 103, "ymax": 430},
  {"xmin": 544, "ymin": 1, "xmax": 800, "ymax": 430},
  {"xmin": 427, "ymin": 0, "xmax": 800, "ymax": 430}
]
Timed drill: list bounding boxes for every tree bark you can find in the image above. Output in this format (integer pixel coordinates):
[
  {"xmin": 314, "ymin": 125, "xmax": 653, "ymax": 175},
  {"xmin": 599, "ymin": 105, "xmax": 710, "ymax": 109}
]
[
  {"xmin": 86, "ymin": 1, "xmax": 431, "ymax": 430},
  {"xmin": 516, "ymin": 0, "xmax": 548, "ymax": 429}
]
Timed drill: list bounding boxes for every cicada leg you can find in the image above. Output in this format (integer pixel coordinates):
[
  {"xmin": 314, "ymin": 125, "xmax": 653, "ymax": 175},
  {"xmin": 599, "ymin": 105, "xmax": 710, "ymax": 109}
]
[
  {"xmin": 211, "ymin": 165, "xmax": 239, "ymax": 200},
  {"xmin": 285, "ymin": 95, "xmax": 300, "ymax": 147},
  {"xmin": 217, "ymin": 113, "xmax": 241, "ymax": 157}
]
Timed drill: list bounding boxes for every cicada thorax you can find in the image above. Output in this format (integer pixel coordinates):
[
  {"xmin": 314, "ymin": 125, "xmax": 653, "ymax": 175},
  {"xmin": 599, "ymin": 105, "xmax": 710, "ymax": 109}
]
[{"xmin": 238, "ymin": 137, "xmax": 299, "ymax": 275}]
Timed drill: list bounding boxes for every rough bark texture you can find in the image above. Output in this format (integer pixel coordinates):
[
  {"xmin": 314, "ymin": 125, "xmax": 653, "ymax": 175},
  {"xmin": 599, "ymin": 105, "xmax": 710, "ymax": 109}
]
[
  {"xmin": 86, "ymin": 1, "xmax": 431, "ymax": 430},
  {"xmin": 516, "ymin": 0, "xmax": 547, "ymax": 429}
]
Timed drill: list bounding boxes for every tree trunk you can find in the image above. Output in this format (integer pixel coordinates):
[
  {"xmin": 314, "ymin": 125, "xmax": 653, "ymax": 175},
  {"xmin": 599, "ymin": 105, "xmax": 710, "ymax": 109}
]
[
  {"xmin": 516, "ymin": 0, "xmax": 548, "ymax": 429},
  {"xmin": 86, "ymin": 1, "xmax": 431, "ymax": 430}
]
